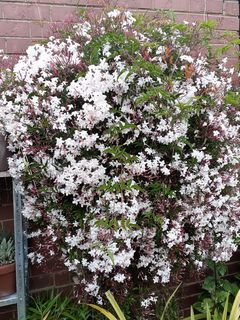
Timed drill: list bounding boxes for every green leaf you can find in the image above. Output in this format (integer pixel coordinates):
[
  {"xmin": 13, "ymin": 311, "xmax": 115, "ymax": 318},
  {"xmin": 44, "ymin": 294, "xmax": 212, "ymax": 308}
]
[
  {"xmin": 202, "ymin": 277, "xmax": 216, "ymax": 293},
  {"xmin": 200, "ymin": 20, "xmax": 217, "ymax": 30},
  {"xmin": 213, "ymin": 309, "xmax": 219, "ymax": 320},
  {"xmin": 229, "ymin": 290, "xmax": 240, "ymax": 320},
  {"xmin": 222, "ymin": 293, "xmax": 229, "ymax": 320},
  {"xmin": 86, "ymin": 304, "xmax": 117, "ymax": 320},
  {"xmin": 106, "ymin": 249, "xmax": 115, "ymax": 265},
  {"xmin": 43, "ymin": 311, "xmax": 50, "ymax": 320},
  {"xmin": 205, "ymin": 303, "xmax": 211, "ymax": 320},
  {"xmin": 106, "ymin": 291, "xmax": 126, "ymax": 320},
  {"xmin": 217, "ymin": 264, "xmax": 227, "ymax": 277}
]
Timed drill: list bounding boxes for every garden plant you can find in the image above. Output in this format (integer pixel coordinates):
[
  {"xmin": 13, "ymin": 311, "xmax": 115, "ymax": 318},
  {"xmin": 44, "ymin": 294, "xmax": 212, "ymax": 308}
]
[
  {"xmin": 0, "ymin": 6, "xmax": 239, "ymax": 319},
  {"xmin": 0, "ymin": 232, "xmax": 15, "ymax": 297}
]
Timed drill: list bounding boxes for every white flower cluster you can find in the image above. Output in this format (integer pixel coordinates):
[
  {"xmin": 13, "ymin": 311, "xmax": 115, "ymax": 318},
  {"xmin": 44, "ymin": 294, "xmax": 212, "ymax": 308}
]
[{"xmin": 0, "ymin": 9, "xmax": 239, "ymax": 303}]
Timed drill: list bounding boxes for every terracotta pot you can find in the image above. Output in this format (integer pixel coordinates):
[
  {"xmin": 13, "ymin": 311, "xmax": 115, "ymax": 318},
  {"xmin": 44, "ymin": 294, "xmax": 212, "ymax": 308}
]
[
  {"xmin": 0, "ymin": 134, "xmax": 9, "ymax": 172},
  {"xmin": 0, "ymin": 262, "xmax": 16, "ymax": 297}
]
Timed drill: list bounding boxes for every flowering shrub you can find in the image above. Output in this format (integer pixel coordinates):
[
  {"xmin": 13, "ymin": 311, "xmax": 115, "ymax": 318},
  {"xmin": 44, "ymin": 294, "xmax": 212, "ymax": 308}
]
[{"xmin": 0, "ymin": 8, "xmax": 239, "ymax": 315}]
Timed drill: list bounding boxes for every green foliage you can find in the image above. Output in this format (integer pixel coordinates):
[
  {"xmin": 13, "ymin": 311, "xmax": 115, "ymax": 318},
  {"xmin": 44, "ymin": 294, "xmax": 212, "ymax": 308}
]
[
  {"xmin": 0, "ymin": 236, "xmax": 14, "ymax": 265},
  {"xmin": 27, "ymin": 291, "xmax": 92, "ymax": 320},
  {"xmin": 103, "ymin": 146, "xmax": 139, "ymax": 164},
  {"xmin": 224, "ymin": 91, "xmax": 240, "ymax": 108},
  {"xmin": 200, "ymin": 20, "xmax": 217, "ymax": 31},
  {"xmin": 194, "ymin": 261, "xmax": 240, "ymax": 316},
  {"xmin": 105, "ymin": 122, "xmax": 138, "ymax": 137},
  {"xmin": 87, "ymin": 286, "xmax": 181, "ymax": 320},
  {"xmin": 159, "ymin": 283, "xmax": 181, "ymax": 320},
  {"xmin": 185, "ymin": 290, "xmax": 240, "ymax": 320},
  {"xmin": 95, "ymin": 217, "xmax": 137, "ymax": 231},
  {"xmin": 87, "ymin": 290, "xmax": 126, "ymax": 320},
  {"xmin": 84, "ymin": 31, "xmax": 140, "ymax": 65},
  {"xmin": 143, "ymin": 210, "xmax": 163, "ymax": 228},
  {"xmin": 155, "ymin": 289, "xmax": 179, "ymax": 320},
  {"xmin": 147, "ymin": 182, "xmax": 176, "ymax": 200},
  {"xmin": 97, "ymin": 178, "xmax": 142, "ymax": 194}
]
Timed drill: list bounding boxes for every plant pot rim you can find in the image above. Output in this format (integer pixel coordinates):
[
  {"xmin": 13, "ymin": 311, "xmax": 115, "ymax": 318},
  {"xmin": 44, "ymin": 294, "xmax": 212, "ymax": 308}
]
[{"xmin": 0, "ymin": 262, "xmax": 15, "ymax": 275}]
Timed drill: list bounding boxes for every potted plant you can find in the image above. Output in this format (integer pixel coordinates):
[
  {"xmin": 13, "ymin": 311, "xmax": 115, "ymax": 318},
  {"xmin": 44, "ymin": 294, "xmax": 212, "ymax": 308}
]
[
  {"xmin": 0, "ymin": 235, "xmax": 15, "ymax": 297},
  {"xmin": 0, "ymin": 134, "xmax": 9, "ymax": 172}
]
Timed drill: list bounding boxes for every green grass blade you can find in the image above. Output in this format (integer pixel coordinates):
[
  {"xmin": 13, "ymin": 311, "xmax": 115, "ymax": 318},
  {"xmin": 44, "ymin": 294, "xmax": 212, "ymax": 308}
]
[
  {"xmin": 160, "ymin": 282, "xmax": 182, "ymax": 320},
  {"xmin": 86, "ymin": 303, "xmax": 118, "ymax": 320},
  {"xmin": 105, "ymin": 291, "xmax": 126, "ymax": 320},
  {"xmin": 206, "ymin": 303, "xmax": 211, "ymax": 320},
  {"xmin": 43, "ymin": 310, "xmax": 50, "ymax": 320},
  {"xmin": 222, "ymin": 293, "xmax": 229, "ymax": 320},
  {"xmin": 229, "ymin": 290, "xmax": 240, "ymax": 320},
  {"xmin": 234, "ymin": 309, "xmax": 240, "ymax": 319},
  {"xmin": 191, "ymin": 306, "xmax": 195, "ymax": 320},
  {"xmin": 213, "ymin": 309, "xmax": 219, "ymax": 320}
]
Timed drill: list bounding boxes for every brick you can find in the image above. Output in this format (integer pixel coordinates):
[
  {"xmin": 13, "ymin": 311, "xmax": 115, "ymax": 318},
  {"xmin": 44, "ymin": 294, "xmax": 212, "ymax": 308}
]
[
  {"xmin": 2, "ymin": 219, "xmax": 14, "ymax": 235},
  {"xmin": 206, "ymin": 1, "xmax": 223, "ymax": 14},
  {"xmin": 227, "ymin": 262, "xmax": 240, "ymax": 275},
  {"xmin": 30, "ymin": 21, "xmax": 51, "ymax": 37},
  {"xmin": 51, "ymin": 6, "xmax": 78, "ymax": 22},
  {"xmin": 0, "ymin": 38, "xmax": 5, "ymax": 52},
  {"xmin": 29, "ymin": 273, "xmax": 54, "ymax": 290},
  {"xmin": 118, "ymin": 0, "xmax": 155, "ymax": 9},
  {"xmin": 0, "ymin": 21, "xmax": 30, "ymax": 37},
  {"xmin": 6, "ymin": 38, "xmax": 36, "ymax": 54},
  {"xmin": 0, "ymin": 311, "xmax": 16, "ymax": 320},
  {"xmin": 55, "ymin": 270, "xmax": 72, "ymax": 286},
  {"xmin": 207, "ymin": 1, "xmax": 223, "ymax": 13},
  {"xmin": 29, "ymin": 253, "xmax": 66, "ymax": 275},
  {"xmin": 0, "ymin": 194, "xmax": 13, "ymax": 206},
  {"xmin": 0, "ymin": 205, "xmax": 13, "ymax": 220},
  {"xmin": 66, "ymin": 0, "xmax": 100, "ymax": 5},
  {"xmin": 2, "ymin": 3, "xmax": 50, "ymax": 21},
  {"xmin": 0, "ymin": 191, "xmax": 13, "ymax": 206},
  {"xmin": 176, "ymin": 12, "xmax": 205, "ymax": 23},
  {"xmin": 208, "ymin": 15, "xmax": 239, "ymax": 30},
  {"xmin": 24, "ymin": 0, "xmax": 81, "ymax": 4},
  {"xmin": 179, "ymin": 294, "xmax": 199, "ymax": 310},
  {"xmin": 190, "ymin": 0, "xmax": 223, "ymax": 14},
  {"xmin": 224, "ymin": 2, "xmax": 240, "ymax": 16},
  {"xmin": 29, "ymin": 262, "xmax": 48, "ymax": 276},
  {"xmin": 33, "ymin": 0, "xmax": 99, "ymax": 4},
  {"xmin": 181, "ymin": 282, "xmax": 202, "ymax": 297},
  {"xmin": 0, "ymin": 305, "xmax": 16, "ymax": 314},
  {"xmin": 230, "ymin": 250, "xmax": 240, "ymax": 261},
  {"xmin": 0, "ymin": 177, "xmax": 12, "ymax": 190},
  {"xmin": 182, "ymin": 308, "xmax": 191, "ymax": 318},
  {"xmin": 2, "ymin": 0, "xmax": 88, "ymax": 4},
  {"xmin": 56, "ymin": 284, "xmax": 74, "ymax": 296},
  {"xmin": 153, "ymin": 0, "xmax": 190, "ymax": 12},
  {"xmin": 0, "ymin": 0, "xmax": 25, "ymax": 2}
]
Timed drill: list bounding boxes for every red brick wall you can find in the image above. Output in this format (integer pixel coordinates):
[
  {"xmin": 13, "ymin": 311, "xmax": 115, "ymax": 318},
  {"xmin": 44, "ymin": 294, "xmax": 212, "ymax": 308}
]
[
  {"xmin": 0, "ymin": 0, "xmax": 239, "ymax": 55},
  {"xmin": 0, "ymin": 178, "xmax": 13, "ymax": 235},
  {"xmin": 0, "ymin": 0, "xmax": 239, "ymax": 318}
]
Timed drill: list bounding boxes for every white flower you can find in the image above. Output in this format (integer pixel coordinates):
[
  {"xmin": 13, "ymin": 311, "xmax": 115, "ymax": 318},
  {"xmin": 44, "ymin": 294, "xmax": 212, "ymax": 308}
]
[
  {"xmin": 113, "ymin": 273, "xmax": 126, "ymax": 283},
  {"xmin": 180, "ymin": 55, "xmax": 194, "ymax": 63},
  {"xmin": 107, "ymin": 9, "xmax": 121, "ymax": 18},
  {"xmin": 192, "ymin": 150, "xmax": 205, "ymax": 162}
]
